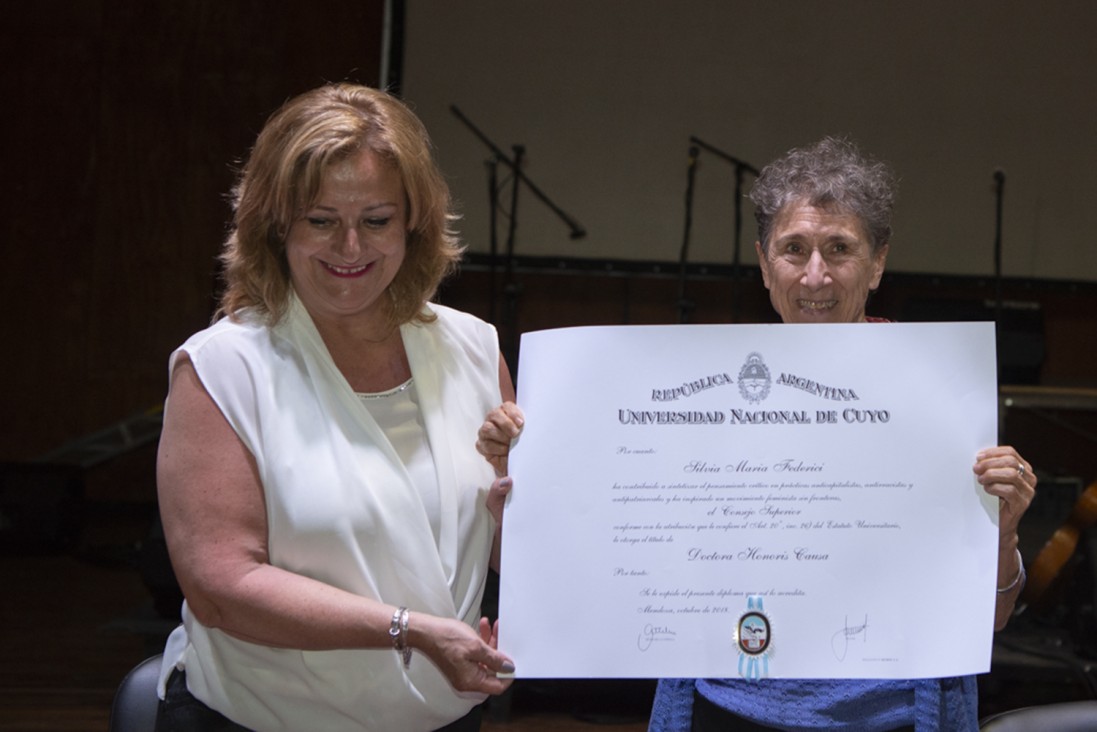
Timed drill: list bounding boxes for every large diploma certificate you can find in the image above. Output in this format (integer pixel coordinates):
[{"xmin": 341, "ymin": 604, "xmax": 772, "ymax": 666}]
[{"xmin": 500, "ymin": 322, "xmax": 999, "ymax": 679}]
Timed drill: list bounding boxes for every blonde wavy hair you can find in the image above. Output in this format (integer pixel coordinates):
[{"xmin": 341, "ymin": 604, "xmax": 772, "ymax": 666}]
[{"xmin": 216, "ymin": 83, "xmax": 463, "ymax": 326}]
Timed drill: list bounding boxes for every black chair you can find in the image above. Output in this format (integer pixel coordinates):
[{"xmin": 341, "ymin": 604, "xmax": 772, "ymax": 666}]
[
  {"xmin": 109, "ymin": 654, "xmax": 163, "ymax": 732},
  {"xmin": 979, "ymin": 700, "xmax": 1097, "ymax": 731}
]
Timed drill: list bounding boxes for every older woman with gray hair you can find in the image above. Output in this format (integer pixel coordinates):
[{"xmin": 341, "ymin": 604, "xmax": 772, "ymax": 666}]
[
  {"xmin": 475, "ymin": 136, "xmax": 1036, "ymax": 730},
  {"xmin": 644, "ymin": 137, "xmax": 1036, "ymax": 731}
]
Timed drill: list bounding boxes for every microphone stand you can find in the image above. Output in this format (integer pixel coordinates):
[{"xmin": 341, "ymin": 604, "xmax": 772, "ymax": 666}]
[
  {"xmin": 678, "ymin": 146, "xmax": 700, "ymax": 323},
  {"xmin": 689, "ymin": 136, "xmax": 760, "ymax": 322},
  {"xmin": 450, "ymin": 105, "xmax": 587, "ymax": 368},
  {"xmin": 485, "ymin": 156, "xmax": 500, "ymax": 324},
  {"xmin": 450, "ymin": 106, "xmax": 586, "ymax": 240},
  {"xmin": 993, "ymin": 169, "xmax": 1005, "ymax": 325},
  {"xmin": 992, "ymin": 169, "xmax": 1007, "ymax": 385},
  {"xmin": 502, "ymin": 144, "xmax": 525, "ymax": 364}
]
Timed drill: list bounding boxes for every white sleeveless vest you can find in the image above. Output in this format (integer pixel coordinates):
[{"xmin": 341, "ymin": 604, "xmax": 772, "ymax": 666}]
[{"xmin": 159, "ymin": 295, "xmax": 500, "ymax": 731}]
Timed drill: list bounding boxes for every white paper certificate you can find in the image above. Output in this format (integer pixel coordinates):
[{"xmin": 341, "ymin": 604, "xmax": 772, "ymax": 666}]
[{"xmin": 499, "ymin": 322, "xmax": 999, "ymax": 680}]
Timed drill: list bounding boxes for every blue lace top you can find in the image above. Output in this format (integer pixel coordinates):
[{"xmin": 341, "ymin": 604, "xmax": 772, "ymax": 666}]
[{"xmin": 648, "ymin": 676, "xmax": 978, "ymax": 731}]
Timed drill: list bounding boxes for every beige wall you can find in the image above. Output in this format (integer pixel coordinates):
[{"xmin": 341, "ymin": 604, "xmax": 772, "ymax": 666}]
[{"xmin": 403, "ymin": 1, "xmax": 1097, "ymax": 282}]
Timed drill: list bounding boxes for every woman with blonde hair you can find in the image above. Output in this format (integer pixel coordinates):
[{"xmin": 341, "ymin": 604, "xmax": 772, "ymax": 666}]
[{"xmin": 155, "ymin": 83, "xmax": 515, "ymax": 732}]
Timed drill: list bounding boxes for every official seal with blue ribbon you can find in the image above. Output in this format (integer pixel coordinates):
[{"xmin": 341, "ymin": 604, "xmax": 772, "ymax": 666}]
[{"xmin": 734, "ymin": 595, "xmax": 774, "ymax": 681}]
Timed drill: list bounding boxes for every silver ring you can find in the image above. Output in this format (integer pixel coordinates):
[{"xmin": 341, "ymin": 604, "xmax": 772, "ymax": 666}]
[{"xmin": 1017, "ymin": 463, "xmax": 1026, "ymax": 478}]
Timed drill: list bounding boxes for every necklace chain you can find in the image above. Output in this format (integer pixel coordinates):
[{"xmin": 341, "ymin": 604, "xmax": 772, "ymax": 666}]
[{"xmin": 356, "ymin": 377, "xmax": 414, "ymax": 400}]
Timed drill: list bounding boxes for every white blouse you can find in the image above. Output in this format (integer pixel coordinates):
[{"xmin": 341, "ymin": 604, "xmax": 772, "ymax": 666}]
[
  {"xmin": 158, "ymin": 295, "xmax": 501, "ymax": 731},
  {"xmin": 357, "ymin": 378, "xmax": 442, "ymax": 545}
]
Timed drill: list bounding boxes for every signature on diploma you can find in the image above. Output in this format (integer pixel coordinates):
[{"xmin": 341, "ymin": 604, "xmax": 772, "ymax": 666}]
[
  {"xmin": 637, "ymin": 624, "xmax": 677, "ymax": 652},
  {"xmin": 831, "ymin": 614, "xmax": 869, "ymax": 661}
]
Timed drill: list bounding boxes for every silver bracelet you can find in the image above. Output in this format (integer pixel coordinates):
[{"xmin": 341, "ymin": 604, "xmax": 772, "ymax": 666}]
[
  {"xmin": 388, "ymin": 606, "xmax": 412, "ymax": 667},
  {"xmin": 997, "ymin": 548, "xmax": 1026, "ymax": 594}
]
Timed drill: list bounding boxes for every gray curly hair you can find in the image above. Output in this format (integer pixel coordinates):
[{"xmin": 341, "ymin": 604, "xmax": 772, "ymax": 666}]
[{"xmin": 749, "ymin": 136, "xmax": 896, "ymax": 253}]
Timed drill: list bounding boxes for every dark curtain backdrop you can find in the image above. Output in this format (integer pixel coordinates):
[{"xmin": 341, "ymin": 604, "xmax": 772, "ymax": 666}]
[{"xmin": 1, "ymin": 2, "xmax": 385, "ymax": 471}]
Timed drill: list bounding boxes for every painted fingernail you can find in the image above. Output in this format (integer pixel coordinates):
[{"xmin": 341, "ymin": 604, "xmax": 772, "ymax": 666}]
[{"xmin": 501, "ymin": 660, "xmax": 516, "ymax": 674}]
